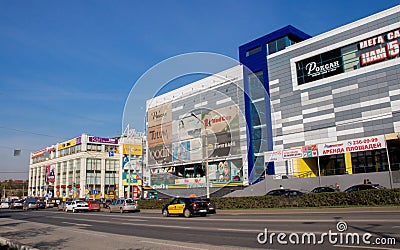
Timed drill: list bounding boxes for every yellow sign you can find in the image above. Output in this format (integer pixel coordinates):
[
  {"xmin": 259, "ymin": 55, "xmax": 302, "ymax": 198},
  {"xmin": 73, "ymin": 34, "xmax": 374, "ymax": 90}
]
[
  {"xmin": 122, "ymin": 144, "xmax": 142, "ymax": 156},
  {"xmin": 58, "ymin": 138, "xmax": 77, "ymax": 150}
]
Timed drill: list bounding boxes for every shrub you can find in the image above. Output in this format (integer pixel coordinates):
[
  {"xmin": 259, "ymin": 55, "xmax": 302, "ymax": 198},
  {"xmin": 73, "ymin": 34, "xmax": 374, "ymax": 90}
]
[{"xmin": 137, "ymin": 189, "xmax": 400, "ymax": 210}]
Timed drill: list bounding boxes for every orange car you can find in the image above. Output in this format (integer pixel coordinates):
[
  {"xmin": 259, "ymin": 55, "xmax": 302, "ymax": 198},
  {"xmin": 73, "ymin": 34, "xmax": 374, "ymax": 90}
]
[{"xmin": 87, "ymin": 199, "xmax": 101, "ymax": 212}]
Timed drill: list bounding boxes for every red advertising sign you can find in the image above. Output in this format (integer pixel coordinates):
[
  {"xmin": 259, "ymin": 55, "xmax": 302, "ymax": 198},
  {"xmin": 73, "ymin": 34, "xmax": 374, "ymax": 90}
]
[{"xmin": 318, "ymin": 135, "xmax": 386, "ymax": 156}]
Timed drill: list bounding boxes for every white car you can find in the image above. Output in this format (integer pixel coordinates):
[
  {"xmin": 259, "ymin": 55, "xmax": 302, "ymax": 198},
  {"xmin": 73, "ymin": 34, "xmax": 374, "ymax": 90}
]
[
  {"xmin": 0, "ymin": 202, "xmax": 10, "ymax": 209},
  {"xmin": 65, "ymin": 200, "xmax": 89, "ymax": 213}
]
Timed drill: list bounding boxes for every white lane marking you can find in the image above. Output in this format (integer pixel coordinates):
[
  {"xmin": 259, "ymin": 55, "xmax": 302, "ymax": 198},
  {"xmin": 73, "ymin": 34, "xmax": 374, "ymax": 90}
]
[
  {"xmin": 62, "ymin": 222, "xmax": 92, "ymax": 227},
  {"xmin": 140, "ymin": 240, "xmax": 207, "ymax": 250}
]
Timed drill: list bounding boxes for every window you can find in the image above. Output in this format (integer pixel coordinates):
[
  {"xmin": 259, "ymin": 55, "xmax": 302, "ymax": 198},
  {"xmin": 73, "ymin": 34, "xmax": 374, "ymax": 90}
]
[{"xmin": 246, "ymin": 46, "xmax": 262, "ymax": 57}]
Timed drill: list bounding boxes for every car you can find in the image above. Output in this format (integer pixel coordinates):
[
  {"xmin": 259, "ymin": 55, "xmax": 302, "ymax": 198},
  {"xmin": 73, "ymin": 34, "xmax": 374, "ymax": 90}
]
[
  {"xmin": 282, "ymin": 190, "xmax": 304, "ymax": 198},
  {"xmin": 10, "ymin": 199, "xmax": 24, "ymax": 209},
  {"xmin": 311, "ymin": 186, "xmax": 337, "ymax": 193},
  {"xmin": 344, "ymin": 184, "xmax": 385, "ymax": 193},
  {"xmin": 36, "ymin": 201, "xmax": 46, "ymax": 209},
  {"xmin": 108, "ymin": 198, "xmax": 139, "ymax": 213},
  {"xmin": 88, "ymin": 199, "xmax": 101, "ymax": 212},
  {"xmin": 202, "ymin": 198, "xmax": 217, "ymax": 214},
  {"xmin": 162, "ymin": 197, "xmax": 209, "ymax": 218},
  {"xmin": 266, "ymin": 189, "xmax": 291, "ymax": 196},
  {"xmin": 65, "ymin": 200, "xmax": 89, "ymax": 213},
  {"xmin": 0, "ymin": 202, "xmax": 10, "ymax": 209},
  {"xmin": 23, "ymin": 198, "xmax": 39, "ymax": 210}
]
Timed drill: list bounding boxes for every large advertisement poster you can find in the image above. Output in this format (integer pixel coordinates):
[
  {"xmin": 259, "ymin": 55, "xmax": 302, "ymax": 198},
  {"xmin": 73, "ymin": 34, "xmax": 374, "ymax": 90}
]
[
  {"xmin": 45, "ymin": 165, "xmax": 55, "ymax": 183},
  {"xmin": 172, "ymin": 139, "xmax": 202, "ymax": 162},
  {"xmin": 147, "ymin": 123, "xmax": 172, "ymax": 146},
  {"xmin": 148, "ymin": 144, "xmax": 172, "ymax": 165},
  {"xmin": 201, "ymin": 105, "xmax": 239, "ymax": 133},
  {"xmin": 147, "ymin": 102, "xmax": 172, "ymax": 128}
]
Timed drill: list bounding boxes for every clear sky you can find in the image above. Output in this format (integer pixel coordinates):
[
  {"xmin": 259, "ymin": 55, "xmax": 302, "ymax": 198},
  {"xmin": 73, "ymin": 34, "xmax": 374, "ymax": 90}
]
[{"xmin": 0, "ymin": 1, "xmax": 398, "ymax": 180}]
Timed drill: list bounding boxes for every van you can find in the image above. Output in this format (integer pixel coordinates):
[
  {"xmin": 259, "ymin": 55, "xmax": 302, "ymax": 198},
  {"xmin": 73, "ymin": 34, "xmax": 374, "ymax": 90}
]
[{"xmin": 108, "ymin": 198, "xmax": 139, "ymax": 213}]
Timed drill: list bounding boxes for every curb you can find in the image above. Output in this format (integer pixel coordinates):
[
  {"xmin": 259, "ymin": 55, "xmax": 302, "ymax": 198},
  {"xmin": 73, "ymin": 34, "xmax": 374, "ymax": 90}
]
[{"xmin": 0, "ymin": 236, "xmax": 39, "ymax": 250}]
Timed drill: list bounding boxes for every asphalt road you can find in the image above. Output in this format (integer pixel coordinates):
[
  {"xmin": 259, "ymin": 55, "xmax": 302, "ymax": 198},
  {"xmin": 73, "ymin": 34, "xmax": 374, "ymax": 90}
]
[{"xmin": 0, "ymin": 207, "xmax": 399, "ymax": 250}]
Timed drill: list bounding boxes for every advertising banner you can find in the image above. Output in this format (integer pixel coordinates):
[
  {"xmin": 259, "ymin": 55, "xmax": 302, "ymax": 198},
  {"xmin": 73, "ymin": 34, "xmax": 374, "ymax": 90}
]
[
  {"xmin": 148, "ymin": 144, "xmax": 172, "ymax": 165},
  {"xmin": 318, "ymin": 135, "xmax": 386, "ymax": 156},
  {"xmin": 172, "ymin": 141, "xmax": 190, "ymax": 162},
  {"xmin": 122, "ymin": 144, "xmax": 142, "ymax": 156},
  {"xmin": 147, "ymin": 102, "xmax": 172, "ymax": 128},
  {"xmin": 201, "ymin": 105, "xmax": 239, "ymax": 133},
  {"xmin": 46, "ymin": 165, "xmax": 55, "ymax": 183},
  {"xmin": 206, "ymin": 130, "xmax": 240, "ymax": 158},
  {"xmin": 147, "ymin": 123, "xmax": 172, "ymax": 146},
  {"xmin": 31, "ymin": 146, "xmax": 56, "ymax": 158},
  {"xmin": 88, "ymin": 136, "xmax": 118, "ymax": 144},
  {"xmin": 58, "ymin": 138, "xmax": 77, "ymax": 150},
  {"xmin": 358, "ymin": 28, "xmax": 400, "ymax": 66},
  {"xmin": 265, "ymin": 144, "xmax": 317, "ymax": 162},
  {"xmin": 122, "ymin": 172, "xmax": 142, "ymax": 186}
]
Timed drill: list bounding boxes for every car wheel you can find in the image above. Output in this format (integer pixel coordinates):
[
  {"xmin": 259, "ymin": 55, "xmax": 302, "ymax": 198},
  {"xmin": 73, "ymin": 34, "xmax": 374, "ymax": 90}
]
[
  {"xmin": 162, "ymin": 209, "xmax": 169, "ymax": 217},
  {"xmin": 183, "ymin": 209, "xmax": 191, "ymax": 218},
  {"xmin": 200, "ymin": 213, "xmax": 207, "ymax": 217}
]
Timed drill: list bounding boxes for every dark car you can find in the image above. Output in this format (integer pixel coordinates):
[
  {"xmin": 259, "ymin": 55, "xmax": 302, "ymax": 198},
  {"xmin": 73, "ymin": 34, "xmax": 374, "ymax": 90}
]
[
  {"xmin": 282, "ymin": 190, "xmax": 304, "ymax": 197},
  {"xmin": 344, "ymin": 184, "xmax": 385, "ymax": 193},
  {"xmin": 36, "ymin": 201, "xmax": 46, "ymax": 209},
  {"xmin": 266, "ymin": 189, "xmax": 291, "ymax": 196},
  {"xmin": 311, "ymin": 186, "xmax": 337, "ymax": 193},
  {"xmin": 202, "ymin": 198, "xmax": 216, "ymax": 214},
  {"xmin": 162, "ymin": 197, "xmax": 209, "ymax": 218}
]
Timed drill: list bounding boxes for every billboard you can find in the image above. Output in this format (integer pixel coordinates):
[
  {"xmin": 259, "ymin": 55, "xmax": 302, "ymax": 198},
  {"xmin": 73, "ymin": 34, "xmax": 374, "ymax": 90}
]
[
  {"xmin": 148, "ymin": 143, "xmax": 172, "ymax": 165},
  {"xmin": 147, "ymin": 102, "xmax": 172, "ymax": 128},
  {"xmin": 147, "ymin": 123, "xmax": 172, "ymax": 146},
  {"xmin": 122, "ymin": 172, "xmax": 142, "ymax": 186},
  {"xmin": 45, "ymin": 165, "xmax": 55, "ymax": 183},
  {"xmin": 172, "ymin": 139, "xmax": 202, "ymax": 162},
  {"xmin": 201, "ymin": 105, "xmax": 240, "ymax": 133},
  {"xmin": 122, "ymin": 144, "xmax": 142, "ymax": 156}
]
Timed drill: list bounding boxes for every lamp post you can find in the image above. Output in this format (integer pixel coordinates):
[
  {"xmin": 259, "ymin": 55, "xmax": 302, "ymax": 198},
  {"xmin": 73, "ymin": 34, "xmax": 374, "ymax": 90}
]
[{"xmin": 191, "ymin": 113, "xmax": 210, "ymax": 198}]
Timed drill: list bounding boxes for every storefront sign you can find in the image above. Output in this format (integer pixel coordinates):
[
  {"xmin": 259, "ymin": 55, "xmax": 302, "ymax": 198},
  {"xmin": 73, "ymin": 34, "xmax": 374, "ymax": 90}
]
[
  {"xmin": 296, "ymin": 48, "xmax": 344, "ymax": 85},
  {"xmin": 318, "ymin": 135, "xmax": 386, "ymax": 156},
  {"xmin": 31, "ymin": 146, "xmax": 56, "ymax": 158},
  {"xmin": 122, "ymin": 144, "xmax": 142, "ymax": 156},
  {"xmin": 58, "ymin": 138, "xmax": 77, "ymax": 150},
  {"xmin": 88, "ymin": 136, "xmax": 118, "ymax": 144},
  {"xmin": 265, "ymin": 144, "xmax": 318, "ymax": 162},
  {"xmin": 359, "ymin": 29, "xmax": 400, "ymax": 66}
]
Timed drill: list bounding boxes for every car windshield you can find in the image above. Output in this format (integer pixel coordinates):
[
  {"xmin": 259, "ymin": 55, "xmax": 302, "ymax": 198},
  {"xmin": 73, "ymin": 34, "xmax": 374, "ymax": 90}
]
[{"xmin": 125, "ymin": 199, "xmax": 134, "ymax": 204}]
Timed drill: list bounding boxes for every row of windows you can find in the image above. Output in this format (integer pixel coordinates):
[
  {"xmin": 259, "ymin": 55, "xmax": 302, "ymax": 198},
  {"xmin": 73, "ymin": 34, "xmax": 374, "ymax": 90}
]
[{"xmin": 246, "ymin": 36, "xmax": 299, "ymax": 57}]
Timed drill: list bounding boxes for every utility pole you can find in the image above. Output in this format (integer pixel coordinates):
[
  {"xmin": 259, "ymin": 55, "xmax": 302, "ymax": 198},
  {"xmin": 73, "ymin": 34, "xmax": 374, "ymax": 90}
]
[{"xmin": 191, "ymin": 113, "xmax": 210, "ymax": 198}]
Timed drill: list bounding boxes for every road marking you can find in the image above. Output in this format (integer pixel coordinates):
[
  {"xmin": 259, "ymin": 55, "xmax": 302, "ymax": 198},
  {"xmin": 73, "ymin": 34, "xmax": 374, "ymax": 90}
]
[
  {"xmin": 62, "ymin": 222, "xmax": 92, "ymax": 227},
  {"xmin": 139, "ymin": 240, "xmax": 207, "ymax": 250}
]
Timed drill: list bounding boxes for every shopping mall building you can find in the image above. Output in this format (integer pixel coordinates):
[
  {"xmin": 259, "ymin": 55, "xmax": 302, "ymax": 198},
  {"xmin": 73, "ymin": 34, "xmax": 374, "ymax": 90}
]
[
  {"xmin": 28, "ymin": 132, "xmax": 145, "ymax": 199},
  {"xmin": 146, "ymin": 5, "xmax": 400, "ymax": 195}
]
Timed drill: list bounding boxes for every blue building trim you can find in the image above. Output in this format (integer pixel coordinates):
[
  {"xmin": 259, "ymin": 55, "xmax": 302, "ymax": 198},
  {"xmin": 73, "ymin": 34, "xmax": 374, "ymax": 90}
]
[{"xmin": 238, "ymin": 25, "xmax": 311, "ymax": 184}]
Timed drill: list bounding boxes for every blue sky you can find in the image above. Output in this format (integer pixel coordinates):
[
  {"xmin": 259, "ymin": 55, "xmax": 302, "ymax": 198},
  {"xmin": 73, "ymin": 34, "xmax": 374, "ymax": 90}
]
[{"xmin": 0, "ymin": 1, "xmax": 398, "ymax": 180}]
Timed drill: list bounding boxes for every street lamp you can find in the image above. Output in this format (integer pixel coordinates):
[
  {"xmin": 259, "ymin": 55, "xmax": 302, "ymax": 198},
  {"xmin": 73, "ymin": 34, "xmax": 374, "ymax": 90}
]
[{"xmin": 191, "ymin": 113, "xmax": 210, "ymax": 198}]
